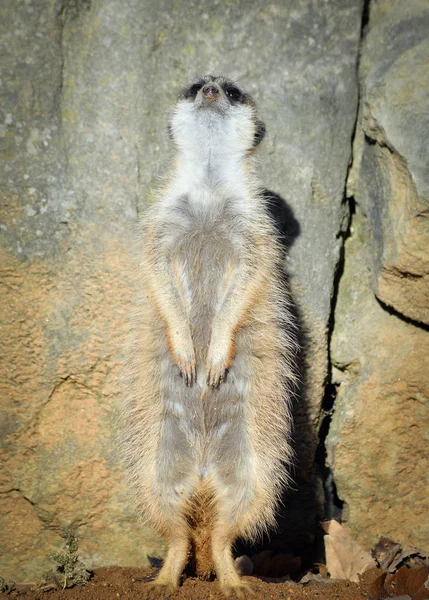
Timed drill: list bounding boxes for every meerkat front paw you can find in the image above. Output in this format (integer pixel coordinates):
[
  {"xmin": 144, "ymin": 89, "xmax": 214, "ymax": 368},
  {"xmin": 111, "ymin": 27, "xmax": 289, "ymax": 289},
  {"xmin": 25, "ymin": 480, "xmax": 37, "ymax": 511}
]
[
  {"xmin": 168, "ymin": 330, "xmax": 197, "ymax": 386},
  {"xmin": 206, "ymin": 337, "xmax": 234, "ymax": 387},
  {"xmin": 179, "ymin": 358, "xmax": 197, "ymax": 386},
  {"xmin": 207, "ymin": 362, "xmax": 227, "ymax": 387}
]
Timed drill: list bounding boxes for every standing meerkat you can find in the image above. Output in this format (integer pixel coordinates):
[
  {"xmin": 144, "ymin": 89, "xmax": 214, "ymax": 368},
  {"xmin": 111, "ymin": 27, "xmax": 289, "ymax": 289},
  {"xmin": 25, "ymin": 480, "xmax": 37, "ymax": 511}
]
[{"xmin": 121, "ymin": 75, "xmax": 296, "ymax": 598}]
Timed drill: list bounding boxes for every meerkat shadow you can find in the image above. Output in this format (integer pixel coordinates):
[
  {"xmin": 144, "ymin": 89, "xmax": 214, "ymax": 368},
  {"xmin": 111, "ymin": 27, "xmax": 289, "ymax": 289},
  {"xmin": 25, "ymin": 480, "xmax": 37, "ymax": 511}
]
[
  {"xmin": 235, "ymin": 189, "xmax": 323, "ymax": 574},
  {"xmin": 263, "ymin": 189, "xmax": 301, "ymax": 249}
]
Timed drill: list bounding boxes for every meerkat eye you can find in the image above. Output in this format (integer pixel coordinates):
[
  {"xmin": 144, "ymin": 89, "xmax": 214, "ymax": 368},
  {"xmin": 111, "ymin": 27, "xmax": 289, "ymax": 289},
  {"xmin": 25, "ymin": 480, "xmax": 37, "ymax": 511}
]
[{"xmin": 225, "ymin": 87, "xmax": 242, "ymax": 101}]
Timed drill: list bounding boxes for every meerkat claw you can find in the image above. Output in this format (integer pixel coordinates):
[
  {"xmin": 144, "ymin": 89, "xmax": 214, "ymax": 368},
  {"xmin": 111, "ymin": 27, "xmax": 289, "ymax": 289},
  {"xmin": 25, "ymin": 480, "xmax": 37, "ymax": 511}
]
[
  {"xmin": 207, "ymin": 365, "xmax": 227, "ymax": 387},
  {"xmin": 179, "ymin": 362, "xmax": 197, "ymax": 386},
  {"xmin": 207, "ymin": 370, "xmax": 218, "ymax": 387}
]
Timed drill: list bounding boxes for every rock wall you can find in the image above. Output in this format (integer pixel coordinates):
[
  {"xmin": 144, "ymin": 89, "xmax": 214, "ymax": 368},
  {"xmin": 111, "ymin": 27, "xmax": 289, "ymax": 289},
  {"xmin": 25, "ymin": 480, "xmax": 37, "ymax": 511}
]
[
  {"xmin": 0, "ymin": 0, "xmax": 159, "ymax": 582},
  {"xmin": 0, "ymin": 0, "xmax": 427, "ymax": 582},
  {"xmin": 327, "ymin": 0, "xmax": 429, "ymax": 549}
]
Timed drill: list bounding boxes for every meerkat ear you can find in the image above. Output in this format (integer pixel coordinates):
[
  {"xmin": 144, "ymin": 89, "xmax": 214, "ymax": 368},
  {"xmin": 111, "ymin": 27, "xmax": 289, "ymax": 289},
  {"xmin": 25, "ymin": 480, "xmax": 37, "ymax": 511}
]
[{"xmin": 254, "ymin": 120, "xmax": 266, "ymax": 147}]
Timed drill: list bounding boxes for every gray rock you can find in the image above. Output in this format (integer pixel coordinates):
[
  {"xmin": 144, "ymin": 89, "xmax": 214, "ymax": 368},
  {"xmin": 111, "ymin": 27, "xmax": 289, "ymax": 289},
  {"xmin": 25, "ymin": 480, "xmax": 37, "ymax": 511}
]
[
  {"xmin": 327, "ymin": 0, "xmax": 429, "ymax": 551},
  {"xmin": 327, "ymin": 203, "xmax": 429, "ymax": 550},
  {"xmin": 235, "ymin": 555, "xmax": 254, "ymax": 576},
  {"xmin": 351, "ymin": 0, "xmax": 429, "ymax": 324}
]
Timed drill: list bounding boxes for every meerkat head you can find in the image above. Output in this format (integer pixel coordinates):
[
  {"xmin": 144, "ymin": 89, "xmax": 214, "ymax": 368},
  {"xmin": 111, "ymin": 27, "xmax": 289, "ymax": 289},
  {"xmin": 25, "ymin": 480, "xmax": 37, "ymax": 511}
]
[{"xmin": 169, "ymin": 76, "xmax": 266, "ymax": 159}]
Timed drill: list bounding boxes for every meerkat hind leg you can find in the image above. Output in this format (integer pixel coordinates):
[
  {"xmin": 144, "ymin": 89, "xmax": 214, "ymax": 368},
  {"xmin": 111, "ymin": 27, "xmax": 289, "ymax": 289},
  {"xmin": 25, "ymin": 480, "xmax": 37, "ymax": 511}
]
[
  {"xmin": 145, "ymin": 403, "xmax": 197, "ymax": 594},
  {"xmin": 145, "ymin": 526, "xmax": 189, "ymax": 595},
  {"xmin": 212, "ymin": 523, "xmax": 253, "ymax": 598}
]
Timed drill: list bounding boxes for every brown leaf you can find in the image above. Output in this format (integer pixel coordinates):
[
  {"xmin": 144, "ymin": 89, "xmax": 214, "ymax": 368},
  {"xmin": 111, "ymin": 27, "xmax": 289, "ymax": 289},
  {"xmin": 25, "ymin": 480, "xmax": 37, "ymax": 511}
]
[
  {"xmin": 406, "ymin": 567, "xmax": 429, "ymax": 598},
  {"xmin": 321, "ymin": 520, "xmax": 331, "ymax": 534},
  {"xmin": 385, "ymin": 566, "xmax": 429, "ymax": 599},
  {"xmin": 368, "ymin": 571, "xmax": 388, "ymax": 600},
  {"xmin": 324, "ymin": 520, "xmax": 376, "ymax": 582},
  {"xmin": 373, "ymin": 538, "xmax": 429, "ymax": 574}
]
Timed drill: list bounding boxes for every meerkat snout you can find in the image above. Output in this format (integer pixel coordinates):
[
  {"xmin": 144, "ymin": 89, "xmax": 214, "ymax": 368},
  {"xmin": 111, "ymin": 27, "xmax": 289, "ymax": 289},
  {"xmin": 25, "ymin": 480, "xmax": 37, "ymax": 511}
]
[{"xmin": 202, "ymin": 83, "xmax": 219, "ymax": 100}]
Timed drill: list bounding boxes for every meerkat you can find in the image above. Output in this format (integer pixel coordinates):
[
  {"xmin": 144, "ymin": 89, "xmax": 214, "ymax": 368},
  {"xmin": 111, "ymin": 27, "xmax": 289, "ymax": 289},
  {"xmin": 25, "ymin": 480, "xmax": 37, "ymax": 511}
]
[{"xmin": 121, "ymin": 75, "xmax": 296, "ymax": 598}]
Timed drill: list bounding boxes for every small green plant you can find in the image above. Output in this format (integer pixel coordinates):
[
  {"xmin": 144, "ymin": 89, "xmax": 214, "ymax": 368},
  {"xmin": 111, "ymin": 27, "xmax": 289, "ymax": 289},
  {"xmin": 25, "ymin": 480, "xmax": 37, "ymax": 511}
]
[
  {"xmin": 0, "ymin": 576, "xmax": 15, "ymax": 593},
  {"xmin": 43, "ymin": 527, "xmax": 91, "ymax": 589}
]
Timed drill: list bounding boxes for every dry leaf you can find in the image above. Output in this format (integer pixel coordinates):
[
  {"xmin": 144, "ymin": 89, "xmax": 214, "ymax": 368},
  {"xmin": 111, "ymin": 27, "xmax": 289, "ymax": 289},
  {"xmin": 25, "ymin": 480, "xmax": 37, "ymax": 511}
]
[
  {"xmin": 385, "ymin": 566, "xmax": 429, "ymax": 599},
  {"xmin": 369, "ymin": 572, "xmax": 388, "ymax": 600},
  {"xmin": 375, "ymin": 538, "xmax": 403, "ymax": 571},
  {"xmin": 369, "ymin": 566, "xmax": 429, "ymax": 599},
  {"xmin": 324, "ymin": 519, "xmax": 376, "ymax": 582},
  {"xmin": 374, "ymin": 538, "xmax": 429, "ymax": 574}
]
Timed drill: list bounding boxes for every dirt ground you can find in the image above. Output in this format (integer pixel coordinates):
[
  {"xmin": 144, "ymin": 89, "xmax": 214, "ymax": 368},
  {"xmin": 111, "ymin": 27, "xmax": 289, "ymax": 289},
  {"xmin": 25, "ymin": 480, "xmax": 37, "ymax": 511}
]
[{"xmin": 1, "ymin": 566, "xmax": 381, "ymax": 600}]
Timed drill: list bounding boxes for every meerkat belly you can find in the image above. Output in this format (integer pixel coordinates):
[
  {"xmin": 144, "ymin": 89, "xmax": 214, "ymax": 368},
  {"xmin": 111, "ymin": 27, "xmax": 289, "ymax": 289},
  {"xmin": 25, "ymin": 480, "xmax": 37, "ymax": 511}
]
[
  {"xmin": 168, "ymin": 223, "xmax": 251, "ymax": 460},
  {"xmin": 173, "ymin": 229, "xmax": 238, "ymax": 359}
]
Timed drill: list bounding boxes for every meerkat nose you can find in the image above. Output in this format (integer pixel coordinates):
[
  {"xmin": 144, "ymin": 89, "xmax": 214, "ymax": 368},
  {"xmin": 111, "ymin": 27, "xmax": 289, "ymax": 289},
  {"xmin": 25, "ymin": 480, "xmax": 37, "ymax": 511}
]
[{"xmin": 202, "ymin": 84, "xmax": 219, "ymax": 99}]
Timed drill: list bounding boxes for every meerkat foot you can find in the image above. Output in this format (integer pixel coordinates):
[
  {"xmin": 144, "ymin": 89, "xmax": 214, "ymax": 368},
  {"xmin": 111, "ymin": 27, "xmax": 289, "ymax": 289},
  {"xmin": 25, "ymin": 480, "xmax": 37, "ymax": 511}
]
[
  {"xmin": 220, "ymin": 579, "xmax": 253, "ymax": 599},
  {"xmin": 143, "ymin": 581, "xmax": 178, "ymax": 598},
  {"xmin": 212, "ymin": 524, "xmax": 252, "ymax": 599},
  {"xmin": 169, "ymin": 332, "xmax": 197, "ymax": 386},
  {"xmin": 145, "ymin": 531, "xmax": 188, "ymax": 596}
]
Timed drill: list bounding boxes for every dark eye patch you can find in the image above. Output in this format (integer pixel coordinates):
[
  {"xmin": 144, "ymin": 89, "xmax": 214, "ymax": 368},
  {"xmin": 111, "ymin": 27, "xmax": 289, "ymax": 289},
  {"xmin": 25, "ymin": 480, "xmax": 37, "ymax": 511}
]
[{"xmin": 182, "ymin": 80, "xmax": 205, "ymax": 100}]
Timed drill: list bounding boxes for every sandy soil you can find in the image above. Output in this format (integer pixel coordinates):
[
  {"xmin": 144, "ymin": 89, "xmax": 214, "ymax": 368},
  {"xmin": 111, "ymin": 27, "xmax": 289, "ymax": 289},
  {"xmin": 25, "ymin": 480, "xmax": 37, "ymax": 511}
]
[{"xmin": 2, "ymin": 566, "xmax": 380, "ymax": 600}]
